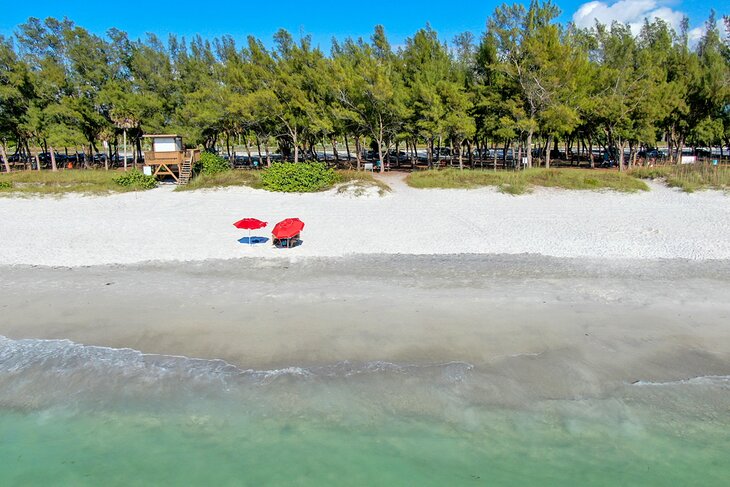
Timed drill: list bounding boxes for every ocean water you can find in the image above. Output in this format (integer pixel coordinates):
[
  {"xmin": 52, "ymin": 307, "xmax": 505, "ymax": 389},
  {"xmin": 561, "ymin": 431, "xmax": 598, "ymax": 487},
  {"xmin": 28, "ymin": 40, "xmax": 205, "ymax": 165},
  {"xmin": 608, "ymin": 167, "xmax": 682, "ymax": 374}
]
[{"xmin": 1, "ymin": 335, "xmax": 729, "ymax": 486}]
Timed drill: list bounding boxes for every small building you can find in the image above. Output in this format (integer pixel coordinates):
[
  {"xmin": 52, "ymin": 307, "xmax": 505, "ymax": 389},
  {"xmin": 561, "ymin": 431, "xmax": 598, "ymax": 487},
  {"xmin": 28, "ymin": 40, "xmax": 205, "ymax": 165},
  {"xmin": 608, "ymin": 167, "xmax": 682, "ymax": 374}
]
[{"xmin": 143, "ymin": 134, "xmax": 200, "ymax": 184}]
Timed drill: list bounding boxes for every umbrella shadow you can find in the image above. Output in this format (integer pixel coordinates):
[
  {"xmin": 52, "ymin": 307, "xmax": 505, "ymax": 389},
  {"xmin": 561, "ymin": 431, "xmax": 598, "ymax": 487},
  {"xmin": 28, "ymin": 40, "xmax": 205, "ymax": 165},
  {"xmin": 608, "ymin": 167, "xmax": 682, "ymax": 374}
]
[{"xmin": 238, "ymin": 236, "xmax": 270, "ymax": 245}]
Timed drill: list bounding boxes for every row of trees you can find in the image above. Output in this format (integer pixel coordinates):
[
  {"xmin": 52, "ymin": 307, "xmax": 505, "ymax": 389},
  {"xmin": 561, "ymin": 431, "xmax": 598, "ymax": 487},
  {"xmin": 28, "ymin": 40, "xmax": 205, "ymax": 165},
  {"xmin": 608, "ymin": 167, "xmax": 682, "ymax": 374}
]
[{"xmin": 1, "ymin": 1, "xmax": 729, "ymax": 174}]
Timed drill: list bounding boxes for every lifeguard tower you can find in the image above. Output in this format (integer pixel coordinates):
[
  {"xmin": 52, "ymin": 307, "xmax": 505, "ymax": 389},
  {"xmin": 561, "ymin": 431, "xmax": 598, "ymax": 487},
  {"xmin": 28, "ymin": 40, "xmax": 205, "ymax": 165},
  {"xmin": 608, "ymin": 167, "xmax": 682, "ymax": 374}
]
[{"xmin": 143, "ymin": 134, "xmax": 200, "ymax": 184}]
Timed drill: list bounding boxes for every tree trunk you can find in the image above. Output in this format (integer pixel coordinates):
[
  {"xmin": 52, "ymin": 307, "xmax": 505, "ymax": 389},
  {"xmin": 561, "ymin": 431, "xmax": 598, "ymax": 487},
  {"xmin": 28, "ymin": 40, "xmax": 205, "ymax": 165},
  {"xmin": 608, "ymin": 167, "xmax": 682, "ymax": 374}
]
[
  {"xmin": 0, "ymin": 143, "xmax": 10, "ymax": 173},
  {"xmin": 629, "ymin": 141, "xmax": 637, "ymax": 169},
  {"xmin": 378, "ymin": 120, "xmax": 385, "ymax": 174},
  {"xmin": 331, "ymin": 137, "xmax": 339, "ymax": 163},
  {"xmin": 264, "ymin": 139, "xmax": 271, "ymax": 167},
  {"xmin": 292, "ymin": 128, "xmax": 299, "ymax": 163},
  {"xmin": 493, "ymin": 141, "xmax": 497, "ymax": 172},
  {"xmin": 255, "ymin": 134, "xmax": 263, "ymax": 164},
  {"xmin": 50, "ymin": 146, "xmax": 58, "ymax": 172},
  {"xmin": 677, "ymin": 137, "xmax": 685, "ymax": 165},
  {"xmin": 526, "ymin": 128, "xmax": 533, "ymax": 168},
  {"xmin": 618, "ymin": 139, "xmax": 626, "ymax": 172},
  {"xmin": 589, "ymin": 138, "xmax": 594, "ymax": 169},
  {"xmin": 377, "ymin": 140, "xmax": 385, "ymax": 173},
  {"xmin": 354, "ymin": 136, "xmax": 362, "ymax": 170},
  {"xmin": 344, "ymin": 135, "xmax": 351, "ymax": 163},
  {"xmin": 244, "ymin": 136, "xmax": 252, "ymax": 165},
  {"xmin": 135, "ymin": 137, "xmax": 142, "ymax": 169},
  {"xmin": 427, "ymin": 137, "xmax": 433, "ymax": 168},
  {"xmin": 458, "ymin": 138, "xmax": 463, "ymax": 170},
  {"xmin": 545, "ymin": 136, "xmax": 551, "ymax": 169}
]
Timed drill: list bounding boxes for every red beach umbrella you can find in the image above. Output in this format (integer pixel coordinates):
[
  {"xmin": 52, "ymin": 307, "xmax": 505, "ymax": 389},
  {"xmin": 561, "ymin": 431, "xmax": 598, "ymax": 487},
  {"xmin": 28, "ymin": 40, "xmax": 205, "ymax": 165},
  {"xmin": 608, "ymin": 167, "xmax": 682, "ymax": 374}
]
[
  {"xmin": 233, "ymin": 218, "xmax": 267, "ymax": 246},
  {"xmin": 272, "ymin": 218, "xmax": 305, "ymax": 240},
  {"xmin": 233, "ymin": 218, "xmax": 267, "ymax": 230}
]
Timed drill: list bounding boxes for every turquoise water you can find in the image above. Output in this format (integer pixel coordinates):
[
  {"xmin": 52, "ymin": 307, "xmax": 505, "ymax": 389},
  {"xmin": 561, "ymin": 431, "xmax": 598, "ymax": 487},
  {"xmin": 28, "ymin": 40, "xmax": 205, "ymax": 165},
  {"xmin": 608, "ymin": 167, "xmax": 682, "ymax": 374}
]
[{"xmin": 1, "ymin": 336, "xmax": 729, "ymax": 486}]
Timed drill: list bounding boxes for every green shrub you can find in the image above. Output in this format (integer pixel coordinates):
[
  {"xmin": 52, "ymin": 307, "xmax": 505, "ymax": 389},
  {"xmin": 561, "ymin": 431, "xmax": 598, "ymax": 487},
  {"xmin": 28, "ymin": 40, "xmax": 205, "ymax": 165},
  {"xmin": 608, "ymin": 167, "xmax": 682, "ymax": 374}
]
[
  {"xmin": 261, "ymin": 162, "xmax": 337, "ymax": 192},
  {"xmin": 0, "ymin": 180, "xmax": 12, "ymax": 190},
  {"xmin": 113, "ymin": 170, "xmax": 158, "ymax": 190},
  {"xmin": 197, "ymin": 152, "xmax": 231, "ymax": 175}
]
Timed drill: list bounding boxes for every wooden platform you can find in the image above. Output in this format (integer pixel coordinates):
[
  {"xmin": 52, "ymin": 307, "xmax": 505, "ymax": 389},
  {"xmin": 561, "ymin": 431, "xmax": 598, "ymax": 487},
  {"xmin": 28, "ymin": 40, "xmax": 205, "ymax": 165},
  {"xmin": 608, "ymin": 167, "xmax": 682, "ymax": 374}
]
[{"xmin": 144, "ymin": 149, "xmax": 199, "ymax": 184}]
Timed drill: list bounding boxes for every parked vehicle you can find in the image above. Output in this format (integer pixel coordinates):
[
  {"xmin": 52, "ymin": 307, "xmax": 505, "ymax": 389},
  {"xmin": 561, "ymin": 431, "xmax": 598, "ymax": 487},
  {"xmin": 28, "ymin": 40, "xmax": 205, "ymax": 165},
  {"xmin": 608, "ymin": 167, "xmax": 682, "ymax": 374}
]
[
  {"xmin": 638, "ymin": 148, "xmax": 660, "ymax": 159},
  {"xmin": 386, "ymin": 150, "xmax": 408, "ymax": 163}
]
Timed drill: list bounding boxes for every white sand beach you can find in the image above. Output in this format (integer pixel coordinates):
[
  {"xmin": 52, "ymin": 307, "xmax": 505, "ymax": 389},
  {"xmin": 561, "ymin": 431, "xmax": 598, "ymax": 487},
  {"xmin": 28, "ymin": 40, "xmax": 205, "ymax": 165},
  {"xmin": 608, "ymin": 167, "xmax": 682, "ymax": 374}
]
[
  {"xmin": 1, "ymin": 180, "xmax": 728, "ymax": 392},
  {"xmin": 2, "ymin": 184, "xmax": 729, "ymax": 485},
  {"xmin": 0, "ymin": 176, "xmax": 728, "ymax": 266}
]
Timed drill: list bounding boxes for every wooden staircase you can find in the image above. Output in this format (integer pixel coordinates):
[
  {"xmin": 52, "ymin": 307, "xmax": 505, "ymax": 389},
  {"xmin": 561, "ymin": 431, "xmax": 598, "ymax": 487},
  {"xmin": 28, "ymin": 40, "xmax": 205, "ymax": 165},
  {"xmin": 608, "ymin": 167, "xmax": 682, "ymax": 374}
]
[
  {"xmin": 178, "ymin": 149, "xmax": 199, "ymax": 185},
  {"xmin": 179, "ymin": 158, "xmax": 192, "ymax": 185}
]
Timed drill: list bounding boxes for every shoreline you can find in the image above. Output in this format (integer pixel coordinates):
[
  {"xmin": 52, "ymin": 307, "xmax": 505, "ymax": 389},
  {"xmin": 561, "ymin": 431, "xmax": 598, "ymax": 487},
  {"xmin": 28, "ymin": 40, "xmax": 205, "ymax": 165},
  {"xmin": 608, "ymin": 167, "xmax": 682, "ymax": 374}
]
[{"xmin": 2, "ymin": 254, "xmax": 728, "ymax": 399}]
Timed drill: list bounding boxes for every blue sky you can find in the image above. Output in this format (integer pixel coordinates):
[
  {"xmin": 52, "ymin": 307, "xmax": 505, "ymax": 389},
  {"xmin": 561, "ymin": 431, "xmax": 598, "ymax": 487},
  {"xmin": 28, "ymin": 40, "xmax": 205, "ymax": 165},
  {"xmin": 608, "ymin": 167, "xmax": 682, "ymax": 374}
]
[{"xmin": 0, "ymin": 0, "xmax": 722, "ymax": 50}]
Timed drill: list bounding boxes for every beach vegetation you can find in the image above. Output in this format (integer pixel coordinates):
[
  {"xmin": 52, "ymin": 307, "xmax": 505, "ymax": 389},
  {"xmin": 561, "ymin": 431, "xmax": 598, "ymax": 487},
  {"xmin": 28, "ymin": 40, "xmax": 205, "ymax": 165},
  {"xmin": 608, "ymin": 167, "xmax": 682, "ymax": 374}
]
[
  {"xmin": 629, "ymin": 164, "xmax": 729, "ymax": 192},
  {"xmin": 260, "ymin": 162, "xmax": 337, "ymax": 192},
  {"xmin": 335, "ymin": 170, "xmax": 391, "ymax": 196},
  {"xmin": 197, "ymin": 152, "xmax": 231, "ymax": 175},
  {"xmin": 407, "ymin": 168, "xmax": 648, "ymax": 194},
  {"xmin": 176, "ymin": 167, "xmax": 390, "ymax": 195},
  {"xmin": 176, "ymin": 170, "xmax": 263, "ymax": 191},
  {"xmin": 112, "ymin": 169, "xmax": 158, "ymax": 190},
  {"xmin": 0, "ymin": 170, "xmax": 155, "ymax": 196}
]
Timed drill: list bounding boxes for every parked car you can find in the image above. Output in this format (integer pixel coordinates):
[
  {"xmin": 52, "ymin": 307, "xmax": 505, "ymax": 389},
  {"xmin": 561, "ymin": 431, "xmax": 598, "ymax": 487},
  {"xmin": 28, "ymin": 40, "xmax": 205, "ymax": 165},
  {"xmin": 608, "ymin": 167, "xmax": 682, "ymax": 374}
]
[
  {"xmin": 386, "ymin": 150, "xmax": 408, "ymax": 163},
  {"xmin": 695, "ymin": 148, "xmax": 712, "ymax": 158},
  {"xmin": 37, "ymin": 152, "xmax": 68, "ymax": 167},
  {"xmin": 92, "ymin": 153, "xmax": 107, "ymax": 164}
]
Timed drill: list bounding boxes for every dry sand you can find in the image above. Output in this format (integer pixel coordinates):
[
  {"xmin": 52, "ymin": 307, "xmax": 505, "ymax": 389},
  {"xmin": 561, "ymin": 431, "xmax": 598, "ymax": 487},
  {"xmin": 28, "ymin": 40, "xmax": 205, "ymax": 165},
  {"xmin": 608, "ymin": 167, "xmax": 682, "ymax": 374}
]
[{"xmin": 0, "ymin": 177, "xmax": 728, "ymax": 266}]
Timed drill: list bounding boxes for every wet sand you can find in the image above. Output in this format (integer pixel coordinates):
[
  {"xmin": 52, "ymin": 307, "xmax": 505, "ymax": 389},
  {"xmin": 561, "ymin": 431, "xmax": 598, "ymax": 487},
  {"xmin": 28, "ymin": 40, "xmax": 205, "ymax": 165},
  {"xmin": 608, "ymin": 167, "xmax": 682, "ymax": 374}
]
[{"xmin": 2, "ymin": 255, "xmax": 728, "ymax": 401}]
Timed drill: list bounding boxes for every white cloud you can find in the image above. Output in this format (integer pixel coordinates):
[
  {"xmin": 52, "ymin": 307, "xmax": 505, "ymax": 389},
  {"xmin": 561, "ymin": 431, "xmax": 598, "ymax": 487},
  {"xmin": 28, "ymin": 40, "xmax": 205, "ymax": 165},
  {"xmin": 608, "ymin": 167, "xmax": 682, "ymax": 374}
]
[
  {"xmin": 572, "ymin": 0, "xmax": 687, "ymax": 34},
  {"xmin": 688, "ymin": 26, "xmax": 705, "ymax": 42}
]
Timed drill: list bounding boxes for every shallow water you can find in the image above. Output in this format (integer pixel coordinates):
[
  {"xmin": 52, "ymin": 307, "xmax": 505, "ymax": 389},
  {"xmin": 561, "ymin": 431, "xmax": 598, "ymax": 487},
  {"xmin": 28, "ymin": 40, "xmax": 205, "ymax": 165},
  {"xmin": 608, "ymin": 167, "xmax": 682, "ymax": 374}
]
[{"xmin": 1, "ymin": 336, "xmax": 729, "ymax": 486}]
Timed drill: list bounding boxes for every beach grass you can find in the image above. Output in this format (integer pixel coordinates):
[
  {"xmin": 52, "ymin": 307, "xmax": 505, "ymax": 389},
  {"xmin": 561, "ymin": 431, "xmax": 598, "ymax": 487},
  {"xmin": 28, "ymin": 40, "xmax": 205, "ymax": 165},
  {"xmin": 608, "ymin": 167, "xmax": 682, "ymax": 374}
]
[
  {"xmin": 407, "ymin": 168, "xmax": 648, "ymax": 194},
  {"xmin": 335, "ymin": 170, "xmax": 391, "ymax": 196},
  {"xmin": 175, "ymin": 170, "xmax": 263, "ymax": 191},
  {"xmin": 177, "ymin": 168, "xmax": 391, "ymax": 195},
  {"xmin": 0, "ymin": 169, "xmax": 149, "ymax": 196},
  {"xmin": 629, "ymin": 164, "xmax": 729, "ymax": 193}
]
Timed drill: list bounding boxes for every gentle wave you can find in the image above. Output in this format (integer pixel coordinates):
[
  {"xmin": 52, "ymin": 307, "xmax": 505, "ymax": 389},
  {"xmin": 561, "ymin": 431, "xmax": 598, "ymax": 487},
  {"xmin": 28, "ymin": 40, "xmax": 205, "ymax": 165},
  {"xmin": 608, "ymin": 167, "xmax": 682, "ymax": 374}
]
[
  {"xmin": 0, "ymin": 335, "xmax": 473, "ymax": 382},
  {"xmin": 631, "ymin": 376, "xmax": 730, "ymax": 387},
  {"xmin": 0, "ymin": 335, "xmax": 480, "ymax": 418}
]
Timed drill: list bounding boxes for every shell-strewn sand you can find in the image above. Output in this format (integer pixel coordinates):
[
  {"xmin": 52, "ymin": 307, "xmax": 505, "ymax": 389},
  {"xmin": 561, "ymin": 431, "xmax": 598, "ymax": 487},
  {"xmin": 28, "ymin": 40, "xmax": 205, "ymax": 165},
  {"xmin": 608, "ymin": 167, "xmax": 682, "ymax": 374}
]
[{"xmin": 0, "ymin": 178, "xmax": 728, "ymax": 266}]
